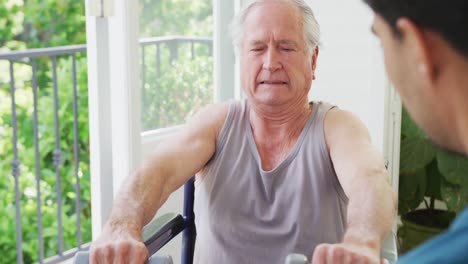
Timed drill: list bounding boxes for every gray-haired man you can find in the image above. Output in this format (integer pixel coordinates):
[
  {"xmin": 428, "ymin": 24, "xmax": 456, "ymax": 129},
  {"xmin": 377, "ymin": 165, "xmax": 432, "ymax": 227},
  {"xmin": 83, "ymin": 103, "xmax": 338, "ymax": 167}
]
[{"xmin": 90, "ymin": 1, "xmax": 396, "ymax": 263}]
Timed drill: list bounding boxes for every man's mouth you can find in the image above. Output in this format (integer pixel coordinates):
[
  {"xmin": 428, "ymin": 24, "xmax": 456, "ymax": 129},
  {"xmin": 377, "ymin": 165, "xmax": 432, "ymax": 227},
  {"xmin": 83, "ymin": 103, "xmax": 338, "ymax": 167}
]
[{"xmin": 259, "ymin": 81, "xmax": 288, "ymax": 85}]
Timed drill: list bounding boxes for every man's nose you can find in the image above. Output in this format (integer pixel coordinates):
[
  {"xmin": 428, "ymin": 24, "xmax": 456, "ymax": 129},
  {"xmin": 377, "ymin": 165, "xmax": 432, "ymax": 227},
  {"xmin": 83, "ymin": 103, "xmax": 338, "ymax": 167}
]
[{"xmin": 263, "ymin": 48, "xmax": 282, "ymax": 72}]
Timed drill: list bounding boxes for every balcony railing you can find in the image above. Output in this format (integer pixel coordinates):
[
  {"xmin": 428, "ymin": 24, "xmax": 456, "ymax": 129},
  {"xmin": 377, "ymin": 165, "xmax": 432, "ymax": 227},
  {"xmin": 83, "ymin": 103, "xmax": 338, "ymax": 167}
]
[{"xmin": 0, "ymin": 36, "xmax": 212, "ymax": 264}]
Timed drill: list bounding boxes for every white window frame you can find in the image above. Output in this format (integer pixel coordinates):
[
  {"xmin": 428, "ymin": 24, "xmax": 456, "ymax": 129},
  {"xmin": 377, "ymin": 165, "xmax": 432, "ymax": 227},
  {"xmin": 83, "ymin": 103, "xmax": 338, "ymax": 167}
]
[
  {"xmin": 384, "ymin": 84, "xmax": 402, "ymax": 195},
  {"xmin": 86, "ymin": 0, "xmax": 141, "ymax": 237},
  {"xmin": 86, "ymin": 0, "xmax": 237, "ymax": 237},
  {"xmin": 140, "ymin": 0, "xmax": 237, "ymax": 153}
]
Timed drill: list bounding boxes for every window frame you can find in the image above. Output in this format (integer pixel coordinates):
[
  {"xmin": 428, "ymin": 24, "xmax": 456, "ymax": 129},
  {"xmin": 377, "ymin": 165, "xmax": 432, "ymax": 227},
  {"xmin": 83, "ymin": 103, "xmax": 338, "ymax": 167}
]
[{"xmin": 86, "ymin": 0, "xmax": 238, "ymax": 237}]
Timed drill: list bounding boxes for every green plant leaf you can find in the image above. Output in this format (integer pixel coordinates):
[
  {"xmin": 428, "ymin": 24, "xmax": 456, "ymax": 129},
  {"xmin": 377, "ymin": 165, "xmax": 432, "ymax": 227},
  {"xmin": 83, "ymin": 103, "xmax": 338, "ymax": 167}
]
[
  {"xmin": 425, "ymin": 160, "xmax": 442, "ymax": 200},
  {"xmin": 401, "ymin": 107, "xmax": 427, "ymax": 139},
  {"xmin": 441, "ymin": 178, "xmax": 468, "ymax": 213},
  {"xmin": 398, "ymin": 168, "xmax": 426, "ymax": 215},
  {"xmin": 437, "ymin": 150, "xmax": 468, "ymax": 186},
  {"xmin": 400, "ymin": 137, "xmax": 437, "ymax": 173}
]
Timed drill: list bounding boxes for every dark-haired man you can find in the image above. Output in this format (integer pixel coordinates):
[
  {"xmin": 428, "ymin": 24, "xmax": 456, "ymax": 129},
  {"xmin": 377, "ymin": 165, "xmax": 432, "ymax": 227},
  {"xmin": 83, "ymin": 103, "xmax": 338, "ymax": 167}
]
[{"xmin": 364, "ymin": 0, "xmax": 468, "ymax": 263}]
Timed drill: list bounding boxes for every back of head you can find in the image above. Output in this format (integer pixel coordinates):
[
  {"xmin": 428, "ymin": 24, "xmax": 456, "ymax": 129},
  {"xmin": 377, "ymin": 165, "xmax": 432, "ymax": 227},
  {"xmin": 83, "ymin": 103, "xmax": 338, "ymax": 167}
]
[
  {"xmin": 363, "ymin": 0, "xmax": 468, "ymax": 59},
  {"xmin": 230, "ymin": 0, "xmax": 320, "ymax": 56}
]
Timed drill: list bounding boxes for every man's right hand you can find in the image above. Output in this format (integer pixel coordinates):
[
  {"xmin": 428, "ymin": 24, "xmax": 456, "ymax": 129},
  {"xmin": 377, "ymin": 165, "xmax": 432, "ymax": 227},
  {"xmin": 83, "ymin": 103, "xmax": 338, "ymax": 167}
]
[{"xmin": 89, "ymin": 229, "xmax": 149, "ymax": 264}]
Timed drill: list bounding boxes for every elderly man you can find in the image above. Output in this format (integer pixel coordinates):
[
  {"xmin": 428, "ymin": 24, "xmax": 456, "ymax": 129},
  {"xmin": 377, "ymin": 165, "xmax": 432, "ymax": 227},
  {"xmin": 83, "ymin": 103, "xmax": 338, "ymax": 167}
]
[
  {"xmin": 365, "ymin": 0, "xmax": 468, "ymax": 263},
  {"xmin": 90, "ymin": 0, "xmax": 396, "ymax": 263}
]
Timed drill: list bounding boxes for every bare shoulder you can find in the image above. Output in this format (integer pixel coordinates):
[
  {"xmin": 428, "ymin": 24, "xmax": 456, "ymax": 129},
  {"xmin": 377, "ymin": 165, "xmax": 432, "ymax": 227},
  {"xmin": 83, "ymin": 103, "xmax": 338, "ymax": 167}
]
[
  {"xmin": 186, "ymin": 102, "xmax": 230, "ymax": 139},
  {"xmin": 324, "ymin": 108, "xmax": 371, "ymax": 151},
  {"xmin": 324, "ymin": 107, "xmax": 366, "ymax": 129},
  {"xmin": 152, "ymin": 102, "xmax": 231, "ymax": 181}
]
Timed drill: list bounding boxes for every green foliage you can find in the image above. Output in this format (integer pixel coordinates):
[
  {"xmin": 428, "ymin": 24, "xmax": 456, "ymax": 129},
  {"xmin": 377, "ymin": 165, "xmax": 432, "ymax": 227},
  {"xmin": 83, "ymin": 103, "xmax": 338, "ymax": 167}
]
[
  {"xmin": 143, "ymin": 54, "xmax": 213, "ymax": 130},
  {"xmin": 140, "ymin": 0, "xmax": 213, "ymax": 38},
  {"xmin": 0, "ymin": 1, "xmax": 22, "ymax": 46},
  {"xmin": 0, "ymin": 0, "xmax": 213, "ymax": 263},
  {"xmin": 0, "ymin": 56, "xmax": 91, "ymax": 263},
  {"xmin": 1, "ymin": 5, "xmax": 91, "ymax": 262},
  {"xmin": 139, "ymin": 0, "xmax": 214, "ymax": 130},
  {"xmin": 0, "ymin": 0, "xmax": 86, "ymax": 49},
  {"xmin": 398, "ymin": 107, "xmax": 468, "ymax": 215}
]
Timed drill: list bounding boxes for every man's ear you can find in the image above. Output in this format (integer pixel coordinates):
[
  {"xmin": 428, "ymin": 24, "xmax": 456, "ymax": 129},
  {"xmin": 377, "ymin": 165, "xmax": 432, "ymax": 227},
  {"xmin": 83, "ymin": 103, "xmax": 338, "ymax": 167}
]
[
  {"xmin": 396, "ymin": 18, "xmax": 436, "ymax": 82},
  {"xmin": 311, "ymin": 47, "xmax": 319, "ymax": 80}
]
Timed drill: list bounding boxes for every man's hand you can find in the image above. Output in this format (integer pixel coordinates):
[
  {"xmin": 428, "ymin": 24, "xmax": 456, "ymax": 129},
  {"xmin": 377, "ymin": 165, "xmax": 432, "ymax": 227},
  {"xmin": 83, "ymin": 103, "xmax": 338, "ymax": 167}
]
[
  {"xmin": 311, "ymin": 242, "xmax": 386, "ymax": 264},
  {"xmin": 89, "ymin": 228, "xmax": 148, "ymax": 264}
]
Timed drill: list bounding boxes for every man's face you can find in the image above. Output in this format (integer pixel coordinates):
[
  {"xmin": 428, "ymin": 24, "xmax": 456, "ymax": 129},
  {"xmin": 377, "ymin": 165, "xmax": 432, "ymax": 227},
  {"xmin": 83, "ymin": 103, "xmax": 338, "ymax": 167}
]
[
  {"xmin": 372, "ymin": 14, "xmax": 455, "ymax": 150},
  {"xmin": 239, "ymin": 1, "xmax": 317, "ymax": 108}
]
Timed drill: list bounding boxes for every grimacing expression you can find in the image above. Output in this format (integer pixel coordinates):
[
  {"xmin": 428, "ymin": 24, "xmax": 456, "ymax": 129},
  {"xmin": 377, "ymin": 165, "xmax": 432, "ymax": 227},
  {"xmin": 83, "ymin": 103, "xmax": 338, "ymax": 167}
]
[{"xmin": 239, "ymin": 1, "xmax": 317, "ymax": 107}]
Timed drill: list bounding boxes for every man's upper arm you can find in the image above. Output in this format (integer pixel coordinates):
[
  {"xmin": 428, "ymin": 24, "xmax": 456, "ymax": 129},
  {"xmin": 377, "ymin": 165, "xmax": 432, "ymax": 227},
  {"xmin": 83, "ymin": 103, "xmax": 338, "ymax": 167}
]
[
  {"xmin": 144, "ymin": 102, "xmax": 229, "ymax": 195},
  {"xmin": 323, "ymin": 108, "xmax": 389, "ymax": 196}
]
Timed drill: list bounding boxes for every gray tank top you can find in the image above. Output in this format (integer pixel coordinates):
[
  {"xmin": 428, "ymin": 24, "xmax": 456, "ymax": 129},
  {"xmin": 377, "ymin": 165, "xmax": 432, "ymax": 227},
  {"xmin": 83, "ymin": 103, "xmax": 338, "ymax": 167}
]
[{"xmin": 194, "ymin": 100, "xmax": 348, "ymax": 264}]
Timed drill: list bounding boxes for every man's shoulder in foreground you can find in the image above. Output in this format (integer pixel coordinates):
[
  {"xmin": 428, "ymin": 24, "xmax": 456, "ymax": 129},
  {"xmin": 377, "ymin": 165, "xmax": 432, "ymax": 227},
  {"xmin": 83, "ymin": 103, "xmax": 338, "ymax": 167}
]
[{"xmin": 398, "ymin": 207, "xmax": 468, "ymax": 264}]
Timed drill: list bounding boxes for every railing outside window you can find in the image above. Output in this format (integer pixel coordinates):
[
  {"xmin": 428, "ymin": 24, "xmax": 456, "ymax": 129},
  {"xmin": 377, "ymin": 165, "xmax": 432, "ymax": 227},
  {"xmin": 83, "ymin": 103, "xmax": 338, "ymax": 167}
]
[{"xmin": 0, "ymin": 36, "xmax": 212, "ymax": 264}]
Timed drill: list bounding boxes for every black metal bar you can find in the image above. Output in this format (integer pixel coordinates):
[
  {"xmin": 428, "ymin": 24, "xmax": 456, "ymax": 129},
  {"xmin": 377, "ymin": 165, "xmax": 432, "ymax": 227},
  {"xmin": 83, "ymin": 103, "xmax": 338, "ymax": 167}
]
[
  {"xmin": 139, "ymin": 36, "xmax": 211, "ymax": 47},
  {"xmin": 52, "ymin": 56, "xmax": 64, "ymax": 255},
  {"xmin": 0, "ymin": 45, "xmax": 86, "ymax": 60},
  {"xmin": 10, "ymin": 60, "xmax": 24, "ymax": 264},
  {"xmin": 0, "ymin": 37, "xmax": 214, "ymax": 263},
  {"xmin": 31, "ymin": 59, "xmax": 45, "ymax": 263},
  {"xmin": 0, "ymin": 37, "xmax": 211, "ymax": 60},
  {"xmin": 182, "ymin": 178, "xmax": 196, "ymax": 264},
  {"xmin": 143, "ymin": 213, "xmax": 185, "ymax": 256},
  {"xmin": 71, "ymin": 54, "xmax": 83, "ymax": 248}
]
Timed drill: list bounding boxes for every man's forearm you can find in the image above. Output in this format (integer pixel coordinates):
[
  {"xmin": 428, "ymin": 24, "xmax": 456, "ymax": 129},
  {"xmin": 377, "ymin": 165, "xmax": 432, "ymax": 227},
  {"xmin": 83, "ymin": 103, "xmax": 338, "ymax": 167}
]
[
  {"xmin": 343, "ymin": 169, "xmax": 397, "ymax": 252},
  {"xmin": 104, "ymin": 163, "xmax": 170, "ymax": 237}
]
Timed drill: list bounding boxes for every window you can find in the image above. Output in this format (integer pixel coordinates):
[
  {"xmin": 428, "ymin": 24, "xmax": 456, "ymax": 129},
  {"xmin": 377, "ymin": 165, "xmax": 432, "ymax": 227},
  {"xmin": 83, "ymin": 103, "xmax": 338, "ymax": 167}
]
[{"xmin": 139, "ymin": 0, "xmax": 214, "ymax": 131}]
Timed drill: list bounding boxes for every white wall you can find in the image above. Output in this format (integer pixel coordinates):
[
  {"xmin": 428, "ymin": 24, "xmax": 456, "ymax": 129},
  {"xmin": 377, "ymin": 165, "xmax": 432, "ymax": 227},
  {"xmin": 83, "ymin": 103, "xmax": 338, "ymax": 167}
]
[{"xmin": 307, "ymin": 0, "xmax": 389, "ymax": 150}]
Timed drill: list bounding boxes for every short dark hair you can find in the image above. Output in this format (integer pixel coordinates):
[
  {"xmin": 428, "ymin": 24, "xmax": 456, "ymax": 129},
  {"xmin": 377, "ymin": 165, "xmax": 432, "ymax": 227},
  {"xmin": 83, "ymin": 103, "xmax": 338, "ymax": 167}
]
[{"xmin": 363, "ymin": 0, "xmax": 468, "ymax": 58}]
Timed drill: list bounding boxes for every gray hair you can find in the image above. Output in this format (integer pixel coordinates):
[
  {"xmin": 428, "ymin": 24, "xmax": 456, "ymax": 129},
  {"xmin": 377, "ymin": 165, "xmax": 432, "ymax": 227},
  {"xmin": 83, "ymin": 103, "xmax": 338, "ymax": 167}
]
[{"xmin": 230, "ymin": 0, "xmax": 321, "ymax": 56}]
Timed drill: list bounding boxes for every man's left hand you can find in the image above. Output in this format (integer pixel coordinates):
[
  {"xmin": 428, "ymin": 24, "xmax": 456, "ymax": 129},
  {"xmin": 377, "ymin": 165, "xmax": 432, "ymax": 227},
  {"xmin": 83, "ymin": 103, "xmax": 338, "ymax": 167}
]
[{"xmin": 311, "ymin": 242, "xmax": 386, "ymax": 264}]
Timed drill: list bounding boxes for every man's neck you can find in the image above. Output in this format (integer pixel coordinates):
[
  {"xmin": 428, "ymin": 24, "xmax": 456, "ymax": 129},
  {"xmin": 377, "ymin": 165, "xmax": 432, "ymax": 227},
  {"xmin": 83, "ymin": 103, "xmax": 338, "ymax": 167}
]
[
  {"xmin": 248, "ymin": 100, "xmax": 312, "ymax": 139},
  {"xmin": 447, "ymin": 55, "xmax": 468, "ymax": 156},
  {"xmin": 248, "ymin": 99, "xmax": 312, "ymax": 171},
  {"xmin": 457, "ymin": 101, "xmax": 468, "ymax": 156}
]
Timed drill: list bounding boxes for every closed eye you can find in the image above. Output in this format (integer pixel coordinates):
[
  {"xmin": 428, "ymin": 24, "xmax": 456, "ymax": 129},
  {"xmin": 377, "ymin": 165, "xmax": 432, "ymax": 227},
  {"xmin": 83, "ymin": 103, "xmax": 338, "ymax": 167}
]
[
  {"xmin": 279, "ymin": 45, "xmax": 297, "ymax": 52},
  {"xmin": 251, "ymin": 48, "xmax": 264, "ymax": 52}
]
